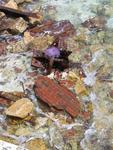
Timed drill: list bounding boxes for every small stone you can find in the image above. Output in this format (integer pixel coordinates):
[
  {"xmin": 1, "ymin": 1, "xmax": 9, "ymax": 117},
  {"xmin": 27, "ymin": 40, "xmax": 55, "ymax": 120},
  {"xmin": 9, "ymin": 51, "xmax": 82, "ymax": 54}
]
[
  {"xmin": 15, "ymin": 126, "xmax": 32, "ymax": 136},
  {"xmin": 29, "ymin": 13, "xmax": 43, "ymax": 24},
  {"xmin": 0, "ymin": 42, "xmax": 6, "ymax": 55},
  {"xmin": 29, "ymin": 35, "xmax": 54, "ymax": 51},
  {"xmin": 34, "ymin": 76, "xmax": 81, "ymax": 117},
  {"xmin": 24, "ymin": 31, "xmax": 34, "ymax": 45},
  {"xmin": 5, "ymin": 98, "xmax": 34, "ymax": 118},
  {"xmin": 0, "ymin": 140, "xmax": 27, "ymax": 150},
  {"xmin": 0, "ymin": 12, "xmax": 5, "ymax": 19},
  {"xmin": 10, "ymin": 17, "xmax": 28, "ymax": 33},
  {"xmin": 75, "ymin": 79, "xmax": 87, "ymax": 95},
  {"xmin": 5, "ymin": 0, "xmax": 18, "ymax": 9},
  {"xmin": 15, "ymin": 0, "xmax": 32, "ymax": 4},
  {"xmin": 7, "ymin": 40, "xmax": 27, "ymax": 53},
  {"xmin": 25, "ymin": 138, "xmax": 48, "ymax": 150}
]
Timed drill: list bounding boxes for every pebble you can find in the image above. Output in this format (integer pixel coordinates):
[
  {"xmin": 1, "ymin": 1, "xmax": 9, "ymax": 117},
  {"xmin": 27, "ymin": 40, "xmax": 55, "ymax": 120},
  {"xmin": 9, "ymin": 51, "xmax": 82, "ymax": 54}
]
[{"xmin": 5, "ymin": 98, "xmax": 34, "ymax": 118}]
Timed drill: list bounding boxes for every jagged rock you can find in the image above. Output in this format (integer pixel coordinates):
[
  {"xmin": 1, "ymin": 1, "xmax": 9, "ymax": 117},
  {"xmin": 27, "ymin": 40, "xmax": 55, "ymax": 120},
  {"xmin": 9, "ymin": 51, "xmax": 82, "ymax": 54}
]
[
  {"xmin": 5, "ymin": 98, "xmax": 34, "ymax": 118},
  {"xmin": 34, "ymin": 76, "xmax": 81, "ymax": 117},
  {"xmin": 10, "ymin": 17, "xmax": 28, "ymax": 33},
  {"xmin": 29, "ymin": 35, "xmax": 54, "ymax": 51}
]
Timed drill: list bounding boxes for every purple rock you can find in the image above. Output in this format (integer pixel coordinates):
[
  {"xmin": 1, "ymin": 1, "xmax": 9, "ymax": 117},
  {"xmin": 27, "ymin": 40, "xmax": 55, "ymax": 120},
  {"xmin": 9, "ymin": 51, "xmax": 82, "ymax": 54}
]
[{"xmin": 44, "ymin": 47, "xmax": 60, "ymax": 58}]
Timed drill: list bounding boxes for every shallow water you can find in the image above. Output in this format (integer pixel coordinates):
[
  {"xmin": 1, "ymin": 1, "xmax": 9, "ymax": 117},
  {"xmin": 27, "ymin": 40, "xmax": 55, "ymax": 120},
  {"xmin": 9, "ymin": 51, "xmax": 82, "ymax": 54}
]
[{"xmin": 1, "ymin": 0, "xmax": 113, "ymax": 149}]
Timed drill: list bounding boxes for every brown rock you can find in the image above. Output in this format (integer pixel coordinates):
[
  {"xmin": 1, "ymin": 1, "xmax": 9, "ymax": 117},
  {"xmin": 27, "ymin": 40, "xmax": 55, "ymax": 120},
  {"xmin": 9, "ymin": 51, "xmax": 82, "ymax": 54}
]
[
  {"xmin": 82, "ymin": 16, "xmax": 106, "ymax": 31},
  {"xmin": 0, "ymin": 91, "xmax": 26, "ymax": 101},
  {"xmin": 7, "ymin": 39, "xmax": 27, "ymax": 53},
  {"xmin": 0, "ymin": 98, "xmax": 11, "ymax": 106},
  {"xmin": 0, "ymin": 42, "xmax": 7, "ymax": 55},
  {"xmin": 29, "ymin": 35, "xmax": 54, "ymax": 51},
  {"xmin": 0, "ymin": 5, "xmax": 43, "ymax": 21},
  {"xmin": 10, "ymin": 17, "xmax": 28, "ymax": 33},
  {"xmin": 29, "ymin": 20, "xmax": 76, "ymax": 49},
  {"xmin": 15, "ymin": 0, "xmax": 32, "ymax": 4},
  {"xmin": 5, "ymin": 0, "xmax": 18, "ymax": 9},
  {"xmin": 5, "ymin": 98, "xmax": 34, "ymax": 118},
  {"xmin": 25, "ymin": 138, "xmax": 48, "ymax": 150},
  {"xmin": 24, "ymin": 31, "xmax": 34, "ymax": 45},
  {"xmin": 63, "ymin": 128, "xmax": 77, "ymax": 140},
  {"xmin": 34, "ymin": 76, "xmax": 81, "ymax": 117},
  {"xmin": 0, "ymin": 12, "xmax": 5, "ymax": 19}
]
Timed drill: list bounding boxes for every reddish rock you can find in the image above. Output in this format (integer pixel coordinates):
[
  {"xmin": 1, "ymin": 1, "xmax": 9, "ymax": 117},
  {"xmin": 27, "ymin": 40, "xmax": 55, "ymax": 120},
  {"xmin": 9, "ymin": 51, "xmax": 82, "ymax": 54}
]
[
  {"xmin": 29, "ymin": 20, "xmax": 75, "ymax": 37},
  {"xmin": 0, "ymin": 97, "xmax": 11, "ymax": 106},
  {"xmin": 0, "ymin": 42, "xmax": 6, "ymax": 55},
  {"xmin": 63, "ymin": 128, "xmax": 77, "ymax": 139},
  {"xmin": 34, "ymin": 76, "xmax": 81, "ymax": 117}
]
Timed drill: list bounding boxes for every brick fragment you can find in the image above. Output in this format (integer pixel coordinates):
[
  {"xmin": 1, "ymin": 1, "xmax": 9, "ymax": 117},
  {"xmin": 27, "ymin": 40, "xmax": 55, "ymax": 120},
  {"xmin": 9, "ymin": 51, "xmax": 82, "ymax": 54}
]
[{"xmin": 34, "ymin": 76, "xmax": 81, "ymax": 117}]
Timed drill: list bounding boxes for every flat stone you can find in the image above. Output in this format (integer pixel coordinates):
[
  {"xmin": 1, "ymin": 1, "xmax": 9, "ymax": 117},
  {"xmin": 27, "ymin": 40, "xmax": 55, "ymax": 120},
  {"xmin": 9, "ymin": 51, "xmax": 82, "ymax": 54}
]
[
  {"xmin": 10, "ymin": 17, "xmax": 28, "ymax": 33},
  {"xmin": 5, "ymin": 98, "xmax": 34, "ymax": 118},
  {"xmin": 25, "ymin": 138, "xmax": 48, "ymax": 150},
  {"xmin": 34, "ymin": 76, "xmax": 81, "ymax": 117}
]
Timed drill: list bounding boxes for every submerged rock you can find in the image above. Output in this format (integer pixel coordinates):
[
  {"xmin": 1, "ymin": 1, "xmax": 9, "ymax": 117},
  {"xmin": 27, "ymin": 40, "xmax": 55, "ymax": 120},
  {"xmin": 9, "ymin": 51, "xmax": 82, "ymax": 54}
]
[
  {"xmin": 34, "ymin": 76, "xmax": 81, "ymax": 117},
  {"xmin": 5, "ymin": 98, "xmax": 34, "ymax": 118},
  {"xmin": 25, "ymin": 138, "xmax": 48, "ymax": 150},
  {"xmin": 10, "ymin": 17, "xmax": 28, "ymax": 33}
]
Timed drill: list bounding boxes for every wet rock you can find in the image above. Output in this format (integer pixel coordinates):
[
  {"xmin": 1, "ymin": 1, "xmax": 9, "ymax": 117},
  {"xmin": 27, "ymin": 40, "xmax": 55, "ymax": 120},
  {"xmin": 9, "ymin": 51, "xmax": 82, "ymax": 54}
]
[
  {"xmin": 15, "ymin": 0, "xmax": 32, "ymax": 4},
  {"xmin": 0, "ymin": 42, "xmax": 7, "ymax": 55},
  {"xmin": 29, "ymin": 35, "xmax": 54, "ymax": 51},
  {"xmin": 0, "ymin": 18, "xmax": 14, "ymax": 32},
  {"xmin": 10, "ymin": 17, "xmax": 28, "ymax": 33},
  {"xmin": 15, "ymin": 126, "xmax": 32, "ymax": 136},
  {"xmin": 0, "ymin": 5, "xmax": 42, "ymax": 21},
  {"xmin": 82, "ymin": 16, "xmax": 106, "ymax": 31},
  {"xmin": 25, "ymin": 138, "xmax": 48, "ymax": 150},
  {"xmin": 5, "ymin": 98, "xmax": 34, "ymax": 118},
  {"xmin": 7, "ymin": 39, "xmax": 28, "ymax": 52},
  {"xmin": 34, "ymin": 76, "xmax": 81, "ymax": 117},
  {"xmin": 0, "ymin": 97, "xmax": 11, "ymax": 106},
  {"xmin": 0, "ymin": 91, "xmax": 26, "ymax": 101},
  {"xmin": 0, "ymin": 12, "xmax": 5, "ymax": 19},
  {"xmin": 23, "ymin": 31, "xmax": 34, "ymax": 45},
  {"xmin": 5, "ymin": 0, "xmax": 18, "ymax": 9}
]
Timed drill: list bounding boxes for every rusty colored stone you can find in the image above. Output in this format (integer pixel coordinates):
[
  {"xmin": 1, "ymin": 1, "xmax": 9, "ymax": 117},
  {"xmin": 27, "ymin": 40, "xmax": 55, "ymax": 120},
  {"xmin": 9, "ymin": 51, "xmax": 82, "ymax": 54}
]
[
  {"xmin": 29, "ymin": 20, "xmax": 75, "ymax": 36},
  {"xmin": 34, "ymin": 76, "xmax": 81, "ymax": 117},
  {"xmin": 0, "ymin": 97, "xmax": 11, "ymax": 106}
]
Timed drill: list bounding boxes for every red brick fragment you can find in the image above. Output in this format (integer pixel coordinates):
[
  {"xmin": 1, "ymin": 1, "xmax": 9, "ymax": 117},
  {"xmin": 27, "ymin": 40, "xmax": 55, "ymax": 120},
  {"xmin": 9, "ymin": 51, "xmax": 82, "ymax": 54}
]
[
  {"xmin": 29, "ymin": 20, "xmax": 76, "ymax": 49},
  {"xmin": 34, "ymin": 76, "xmax": 81, "ymax": 117}
]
